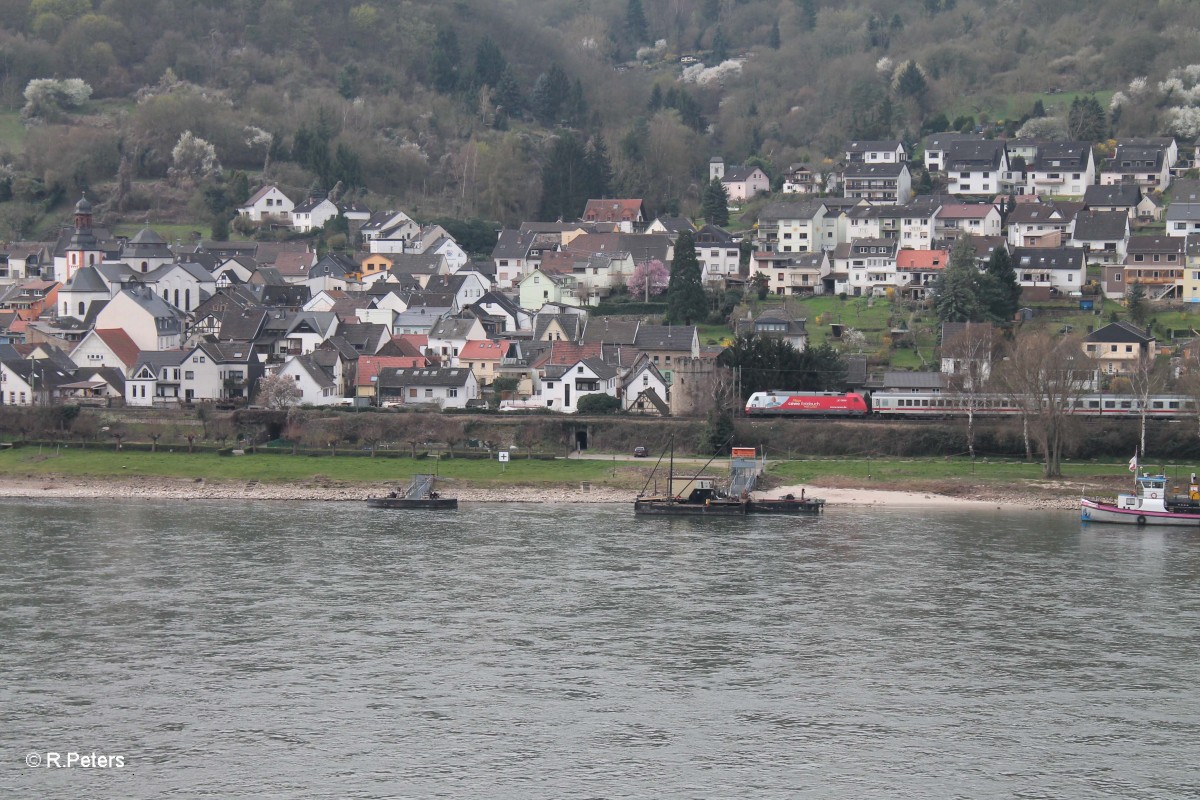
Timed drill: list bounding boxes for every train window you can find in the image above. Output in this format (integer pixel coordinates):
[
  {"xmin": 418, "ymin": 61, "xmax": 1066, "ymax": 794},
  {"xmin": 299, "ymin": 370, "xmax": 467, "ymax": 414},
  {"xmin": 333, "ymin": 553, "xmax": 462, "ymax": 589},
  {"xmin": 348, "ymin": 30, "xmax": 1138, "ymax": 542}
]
[
  {"xmin": 1104, "ymin": 401, "xmax": 1116, "ymax": 409},
  {"xmin": 1169, "ymin": 401, "xmax": 1180, "ymax": 409},
  {"xmin": 1087, "ymin": 400, "xmax": 1099, "ymax": 409},
  {"xmin": 1120, "ymin": 401, "xmax": 1132, "ymax": 409},
  {"xmin": 1152, "ymin": 401, "xmax": 1163, "ymax": 409}
]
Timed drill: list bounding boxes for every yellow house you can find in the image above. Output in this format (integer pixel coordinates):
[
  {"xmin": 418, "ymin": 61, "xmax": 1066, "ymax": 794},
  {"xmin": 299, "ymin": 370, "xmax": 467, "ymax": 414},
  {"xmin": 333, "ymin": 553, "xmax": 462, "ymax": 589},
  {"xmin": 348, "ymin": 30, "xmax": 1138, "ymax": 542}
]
[
  {"xmin": 1082, "ymin": 320, "xmax": 1156, "ymax": 376},
  {"xmin": 357, "ymin": 253, "xmax": 394, "ymax": 281}
]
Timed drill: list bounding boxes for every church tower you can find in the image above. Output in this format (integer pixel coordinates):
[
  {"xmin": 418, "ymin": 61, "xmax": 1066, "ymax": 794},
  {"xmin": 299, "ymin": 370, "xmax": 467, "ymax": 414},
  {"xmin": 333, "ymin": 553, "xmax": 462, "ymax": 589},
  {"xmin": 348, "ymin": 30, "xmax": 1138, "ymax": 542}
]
[{"xmin": 59, "ymin": 194, "xmax": 104, "ymax": 283}]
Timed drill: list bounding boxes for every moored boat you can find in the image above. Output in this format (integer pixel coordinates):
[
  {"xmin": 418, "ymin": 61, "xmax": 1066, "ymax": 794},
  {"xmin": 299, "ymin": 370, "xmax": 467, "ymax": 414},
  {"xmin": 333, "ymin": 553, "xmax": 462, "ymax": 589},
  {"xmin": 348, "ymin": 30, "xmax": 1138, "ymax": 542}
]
[
  {"xmin": 368, "ymin": 474, "xmax": 458, "ymax": 510},
  {"xmin": 746, "ymin": 494, "xmax": 825, "ymax": 515},
  {"xmin": 634, "ymin": 438, "xmax": 747, "ymax": 516},
  {"xmin": 1081, "ymin": 473, "xmax": 1200, "ymax": 527}
]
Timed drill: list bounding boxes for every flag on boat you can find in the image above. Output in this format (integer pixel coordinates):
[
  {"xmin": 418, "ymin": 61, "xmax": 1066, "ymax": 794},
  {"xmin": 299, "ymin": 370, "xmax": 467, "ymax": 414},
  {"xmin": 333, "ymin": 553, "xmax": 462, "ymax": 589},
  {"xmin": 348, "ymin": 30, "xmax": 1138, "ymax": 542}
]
[{"xmin": 1128, "ymin": 454, "xmax": 1138, "ymax": 473}]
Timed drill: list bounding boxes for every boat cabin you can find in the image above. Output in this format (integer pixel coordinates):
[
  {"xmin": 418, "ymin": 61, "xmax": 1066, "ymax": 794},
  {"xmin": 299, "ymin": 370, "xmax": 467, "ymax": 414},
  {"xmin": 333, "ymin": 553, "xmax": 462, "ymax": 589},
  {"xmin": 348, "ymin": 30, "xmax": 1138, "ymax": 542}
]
[{"xmin": 1115, "ymin": 475, "xmax": 1170, "ymax": 513}]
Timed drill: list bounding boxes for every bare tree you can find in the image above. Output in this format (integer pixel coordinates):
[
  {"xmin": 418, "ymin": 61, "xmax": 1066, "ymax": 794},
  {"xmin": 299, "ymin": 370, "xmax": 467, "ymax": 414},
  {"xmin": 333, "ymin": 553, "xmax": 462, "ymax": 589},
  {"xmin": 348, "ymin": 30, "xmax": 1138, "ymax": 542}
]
[
  {"xmin": 354, "ymin": 415, "xmax": 389, "ymax": 457},
  {"xmin": 995, "ymin": 330, "xmax": 1092, "ymax": 478},
  {"xmin": 1126, "ymin": 352, "xmax": 1170, "ymax": 460},
  {"xmin": 942, "ymin": 323, "xmax": 997, "ymax": 458},
  {"xmin": 145, "ymin": 423, "xmax": 165, "ymax": 452}
]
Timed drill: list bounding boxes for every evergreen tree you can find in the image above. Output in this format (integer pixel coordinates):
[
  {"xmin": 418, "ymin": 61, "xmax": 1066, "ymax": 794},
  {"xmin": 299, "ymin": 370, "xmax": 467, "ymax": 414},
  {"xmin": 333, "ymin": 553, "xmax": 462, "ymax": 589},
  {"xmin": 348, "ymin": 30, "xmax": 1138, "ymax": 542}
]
[
  {"xmin": 333, "ymin": 143, "xmax": 362, "ymax": 188},
  {"xmin": 895, "ymin": 61, "xmax": 927, "ymax": 100},
  {"xmin": 932, "ymin": 237, "xmax": 986, "ymax": 323},
  {"xmin": 666, "ymin": 229, "xmax": 708, "ymax": 325},
  {"xmin": 702, "ymin": 178, "xmax": 730, "ymax": 226},
  {"xmin": 647, "ymin": 83, "xmax": 663, "ymax": 112},
  {"xmin": 768, "ymin": 20, "xmax": 781, "ymax": 49},
  {"xmin": 702, "ymin": 406, "xmax": 735, "ymax": 455},
  {"xmin": 717, "ymin": 335, "xmax": 846, "ymax": 397},
  {"xmin": 621, "ymin": 118, "xmax": 649, "ymax": 163},
  {"xmin": 473, "ymin": 36, "xmax": 506, "ymax": 89},
  {"xmin": 980, "ymin": 246, "xmax": 1021, "ymax": 322},
  {"xmin": 711, "ymin": 27, "xmax": 729, "ymax": 62},
  {"xmin": 531, "ymin": 63, "xmax": 571, "ymax": 126},
  {"xmin": 798, "ymin": 0, "xmax": 817, "ymax": 31},
  {"xmin": 1127, "ymin": 281, "xmax": 1148, "ymax": 325},
  {"xmin": 430, "ymin": 28, "xmax": 461, "ymax": 93},
  {"xmin": 537, "ymin": 133, "xmax": 590, "ymax": 222},
  {"xmin": 625, "ymin": 0, "xmax": 649, "ymax": 44},
  {"xmin": 494, "ymin": 67, "xmax": 524, "ymax": 117},
  {"xmin": 565, "ymin": 78, "xmax": 587, "ymax": 125},
  {"xmin": 585, "ymin": 135, "xmax": 613, "ymax": 199},
  {"xmin": 211, "ymin": 211, "xmax": 230, "ymax": 241},
  {"xmin": 1067, "ymin": 95, "xmax": 1107, "ymax": 142}
]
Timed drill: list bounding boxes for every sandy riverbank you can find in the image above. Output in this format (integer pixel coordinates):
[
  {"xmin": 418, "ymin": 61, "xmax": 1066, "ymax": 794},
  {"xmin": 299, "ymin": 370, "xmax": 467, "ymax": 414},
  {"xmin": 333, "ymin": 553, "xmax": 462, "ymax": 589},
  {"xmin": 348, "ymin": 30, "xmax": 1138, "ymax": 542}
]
[{"xmin": 0, "ymin": 474, "xmax": 1081, "ymax": 510}]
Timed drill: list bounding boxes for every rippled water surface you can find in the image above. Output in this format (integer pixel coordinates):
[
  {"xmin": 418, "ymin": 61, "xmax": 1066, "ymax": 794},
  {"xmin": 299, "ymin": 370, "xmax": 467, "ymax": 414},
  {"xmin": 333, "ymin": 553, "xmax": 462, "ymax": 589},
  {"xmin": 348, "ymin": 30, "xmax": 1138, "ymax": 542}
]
[{"xmin": 1, "ymin": 499, "xmax": 1199, "ymax": 798}]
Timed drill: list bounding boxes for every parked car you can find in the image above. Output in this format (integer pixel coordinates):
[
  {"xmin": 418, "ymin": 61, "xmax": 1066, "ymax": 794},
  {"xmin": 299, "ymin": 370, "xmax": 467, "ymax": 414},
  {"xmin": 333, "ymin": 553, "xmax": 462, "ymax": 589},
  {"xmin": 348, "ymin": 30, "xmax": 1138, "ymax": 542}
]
[{"xmin": 633, "ymin": 446, "xmax": 648, "ymax": 457}]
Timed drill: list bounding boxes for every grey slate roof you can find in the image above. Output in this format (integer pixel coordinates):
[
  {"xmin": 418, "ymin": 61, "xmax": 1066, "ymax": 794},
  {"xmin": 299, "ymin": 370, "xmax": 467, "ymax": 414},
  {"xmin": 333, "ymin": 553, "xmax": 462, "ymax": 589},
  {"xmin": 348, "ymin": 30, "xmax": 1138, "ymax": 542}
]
[
  {"xmin": 582, "ymin": 317, "xmax": 639, "ymax": 345},
  {"xmin": 1084, "ymin": 321, "xmax": 1154, "ymax": 344},
  {"xmin": 131, "ymin": 350, "xmax": 190, "ymax": 375},
  {"xmin": 878, "ymin": 370, "xmax": 945, "ymax": 390},
  {"xmin": 1031, "ymin": 142, "xmax": 1091, "ymax": 170},
  {"xmin": 428, "ymin": 318, "xmax": 478, "ymax": 339},
  {"xmin": 1166, "ymin": 203, "xmax": 1200, "ymax": 221},
  {"xmin": 64, "ymin": 265, "xmax": 109, "ymax": 292},
  {"xmin": 634, "ymin": 325, "xmax": 696, "ymax": 352},
  {"xmin": 1084, "ymin": 184, "xmax": 1141, "ymax": 207},
  {"xmin": 1071, "ymin": 210, "xmax": 1128, "ymax": 241},
  {"xmin": 121, "ymin": 228, "xmax": 173, "ymax": 259},
  {"xmin": 843, "ymin": 162, "xmax": 908, "ymax": 178},
  {"xmin": 579, "ymin": 356, "xmax": 618, "ymax": 380},
  {"xmin": 944, "ymin": 140, "xmax": 1006, "ymax": 170},
  {"xmin": 533, "ymin": 313, "xmax": 582, "ymax": 342},
  {"xmin": 1126, "ymin": 236, "xmax": 1185, "ymax": 256},
  {"xmin": 378, "ymin": 366, "xmax": 474, "ymax": 388},
  {"xmin": 757, "ymin": 200, "xmax": 826, "ymax": 223},
  {"xmin": 1011, "ymin": 247, "xmax": 1086, "ymax": 271},
  {"xmin": 1104, "ymin": 146, "xmax": 1164, "ymax": 171}
]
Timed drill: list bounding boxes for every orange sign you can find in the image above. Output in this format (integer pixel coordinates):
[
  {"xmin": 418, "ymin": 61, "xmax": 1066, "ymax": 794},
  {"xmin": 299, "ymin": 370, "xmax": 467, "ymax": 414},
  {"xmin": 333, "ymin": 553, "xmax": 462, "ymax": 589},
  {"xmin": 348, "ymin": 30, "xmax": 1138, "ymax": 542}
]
[{"xmin": 731, "ymin": 447, "xmax": 757, "ymax": 458}]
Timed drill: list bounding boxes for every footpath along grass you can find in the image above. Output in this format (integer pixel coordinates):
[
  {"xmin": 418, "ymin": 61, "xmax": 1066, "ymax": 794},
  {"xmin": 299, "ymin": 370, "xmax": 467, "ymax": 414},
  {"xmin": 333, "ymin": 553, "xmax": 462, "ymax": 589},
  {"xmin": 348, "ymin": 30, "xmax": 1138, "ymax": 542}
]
[{"xmin": 0, "ymin": 448, "xmax": 636, "ymax": 487}]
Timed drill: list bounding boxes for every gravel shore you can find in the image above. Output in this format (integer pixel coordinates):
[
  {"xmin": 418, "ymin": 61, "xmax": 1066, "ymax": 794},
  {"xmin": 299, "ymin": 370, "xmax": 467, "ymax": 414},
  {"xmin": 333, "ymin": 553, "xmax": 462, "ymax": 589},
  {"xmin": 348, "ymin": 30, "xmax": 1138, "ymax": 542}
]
[{"xmin": 0, "ymin": 474, "xmax": 1082, "ymax": 510}]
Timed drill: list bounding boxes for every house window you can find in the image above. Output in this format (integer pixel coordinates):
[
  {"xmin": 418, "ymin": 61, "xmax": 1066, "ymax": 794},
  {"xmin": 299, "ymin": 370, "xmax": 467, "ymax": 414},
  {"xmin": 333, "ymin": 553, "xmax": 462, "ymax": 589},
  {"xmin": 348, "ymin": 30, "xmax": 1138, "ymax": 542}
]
[
  {"xmin": 425, "ymin": 388, "xmax": 433, "ymax": 397},
  {"xmin": 409, "ymin": 388, "xmax": 417, "ymax": 397},
  {"xmin": 448, "ymin": 388, "xmax": 458, "ymax": 397},
  {"xmin": 185, "ymin": 371, "xmax": 194, "ymax": 379}
]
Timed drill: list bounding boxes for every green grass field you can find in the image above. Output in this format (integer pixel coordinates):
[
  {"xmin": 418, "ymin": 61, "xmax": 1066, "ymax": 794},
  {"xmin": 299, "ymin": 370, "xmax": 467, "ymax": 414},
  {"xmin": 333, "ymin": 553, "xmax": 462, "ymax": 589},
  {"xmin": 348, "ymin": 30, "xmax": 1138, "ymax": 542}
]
[
  {"xmin": 2, "ymin": 447, "xmax": 1182, "ymax": 501},
  {"xmin": 112, "ymin": 222, "xmax": 212, "ymax": 242},
  {"xmin": 0, "ymin": 447, "xmax": 637, "ymax": 488}
]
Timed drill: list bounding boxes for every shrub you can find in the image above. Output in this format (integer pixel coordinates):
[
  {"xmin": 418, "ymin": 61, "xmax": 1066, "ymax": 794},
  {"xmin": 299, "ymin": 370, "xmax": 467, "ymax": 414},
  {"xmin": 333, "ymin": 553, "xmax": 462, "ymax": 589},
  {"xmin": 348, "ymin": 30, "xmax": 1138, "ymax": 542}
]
[{"xmin": 576, "ymin": 394, "xmax": 621, "ymax": 414}]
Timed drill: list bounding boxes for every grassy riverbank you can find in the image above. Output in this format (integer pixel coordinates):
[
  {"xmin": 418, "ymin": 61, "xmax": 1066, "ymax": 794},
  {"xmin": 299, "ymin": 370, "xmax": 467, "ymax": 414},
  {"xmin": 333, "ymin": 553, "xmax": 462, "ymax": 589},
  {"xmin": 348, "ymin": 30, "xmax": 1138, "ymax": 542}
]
[
  {"xmin": 0, "ymin": 447, "xmax": 639, "ymax": 488},
  {"xmin": 0, "ymin": 447, "xmax": 1184, "ymax": 503}
]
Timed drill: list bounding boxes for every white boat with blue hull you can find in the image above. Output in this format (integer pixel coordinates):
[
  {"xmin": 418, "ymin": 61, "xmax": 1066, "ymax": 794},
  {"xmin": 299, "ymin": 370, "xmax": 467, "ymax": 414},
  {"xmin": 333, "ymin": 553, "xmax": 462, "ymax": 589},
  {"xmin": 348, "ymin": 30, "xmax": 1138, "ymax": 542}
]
[{"xmin": 1081, "ymin": 473, "xmax": 1200, "ymax": 527}]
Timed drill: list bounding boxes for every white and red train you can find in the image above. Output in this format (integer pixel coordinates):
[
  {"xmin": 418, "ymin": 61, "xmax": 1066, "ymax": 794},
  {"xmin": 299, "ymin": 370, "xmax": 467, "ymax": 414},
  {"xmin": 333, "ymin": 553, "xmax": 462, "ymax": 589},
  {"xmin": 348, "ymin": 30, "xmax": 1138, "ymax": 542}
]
[{"xmin": 745, "ymin": 390, "xmax": 1198, "ymax": 419}]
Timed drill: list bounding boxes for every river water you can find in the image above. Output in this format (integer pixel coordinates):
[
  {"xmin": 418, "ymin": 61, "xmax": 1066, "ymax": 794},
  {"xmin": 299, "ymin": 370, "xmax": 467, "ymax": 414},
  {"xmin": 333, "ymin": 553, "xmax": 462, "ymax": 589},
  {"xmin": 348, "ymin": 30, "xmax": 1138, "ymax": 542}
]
[{"xmin": 1, "ymin": 499, "xmax": 1198, "ymax": 798}]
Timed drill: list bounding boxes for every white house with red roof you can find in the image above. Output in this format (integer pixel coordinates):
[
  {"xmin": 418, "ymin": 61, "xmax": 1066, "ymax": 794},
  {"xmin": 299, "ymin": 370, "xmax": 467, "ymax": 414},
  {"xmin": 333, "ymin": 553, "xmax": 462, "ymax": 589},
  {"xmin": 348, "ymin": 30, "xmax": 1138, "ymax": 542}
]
[
  {"xmin": 896, "ymin": 249, "xmax": 949, "ymax": 300},
  {"xmin": 70, "ymin": 328, "xmax": 142, "ymax": 373}
]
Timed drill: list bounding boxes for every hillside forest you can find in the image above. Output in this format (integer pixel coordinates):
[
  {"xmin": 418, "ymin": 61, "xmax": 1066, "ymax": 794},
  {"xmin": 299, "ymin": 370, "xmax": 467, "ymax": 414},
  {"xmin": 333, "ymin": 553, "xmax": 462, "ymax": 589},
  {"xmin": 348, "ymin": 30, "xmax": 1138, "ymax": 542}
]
[{"xmin": 1, "ymin": 0, "xmax": 1200, "ymax": 242}]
